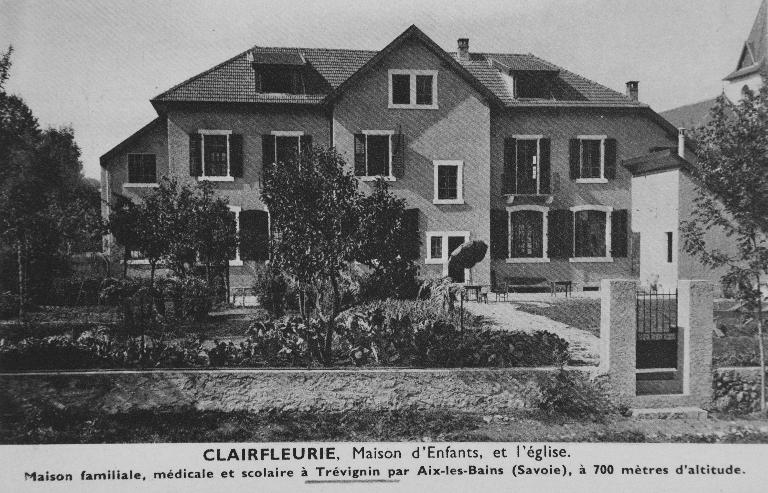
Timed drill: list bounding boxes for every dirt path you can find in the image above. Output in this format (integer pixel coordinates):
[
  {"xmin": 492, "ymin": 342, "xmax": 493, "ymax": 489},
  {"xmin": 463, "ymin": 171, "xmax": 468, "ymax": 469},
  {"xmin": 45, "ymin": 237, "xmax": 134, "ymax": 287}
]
[{"xmin": 465, "ymin": 301, "xmax": 600, "ymax": 366}]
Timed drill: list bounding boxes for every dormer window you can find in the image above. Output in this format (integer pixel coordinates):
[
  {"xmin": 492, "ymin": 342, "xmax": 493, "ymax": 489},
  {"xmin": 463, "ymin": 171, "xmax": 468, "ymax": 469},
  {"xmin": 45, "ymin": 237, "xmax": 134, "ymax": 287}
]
[
  {"xmin": 252, "ymin": 51, "xmax": 307, "ymax": 95},
  {"xmin": 514, "ymin": 72, "xmax": 550, "ymax": 99}
]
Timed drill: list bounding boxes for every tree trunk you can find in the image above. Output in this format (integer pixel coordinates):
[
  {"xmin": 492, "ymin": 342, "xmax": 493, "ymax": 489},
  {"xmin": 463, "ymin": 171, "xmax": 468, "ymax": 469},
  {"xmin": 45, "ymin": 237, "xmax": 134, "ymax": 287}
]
[
  {"xmin": 17, "ymin": 239, "xmax": 25, "ymax": 320},
  {"xmin": 150, "ymin": 261, "xmax": 156, "ymax": 287},
  {"xmin": 758, "ymin": 293, "xmax": 766, "ymax": 414},
  {"xmin": 225, "ymin": 262, "xmax": 231, "ymax": 305},
  {"xmin": 123, "ymin": 247, "xmax": 129, "ymax": 279}
]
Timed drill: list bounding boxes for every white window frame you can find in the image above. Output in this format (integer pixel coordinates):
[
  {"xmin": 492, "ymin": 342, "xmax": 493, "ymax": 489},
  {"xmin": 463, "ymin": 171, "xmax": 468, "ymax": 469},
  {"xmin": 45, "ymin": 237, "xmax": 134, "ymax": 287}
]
[
  {"xmin": 432, "ymin": 160, "xmax": 464, "ymax": 205},
  {"xmin": 425, "ymin": 230, "xmax": 471, "ymax": 279},
  {"xmin": 268, "ymin": 130, "xmax": 306, "ymax": 165},
  {"xmin": 509, "ymin": 135, "xmax": 545, "ymax": 195},
  {"xmin": 575, "ymin": 135, "xmax": 607, "ymax": 184},
  {"xmin": 388, "ymin": 69, "xmax": 438, "ymax": 110},
  {"xmin": 228, "ymin": 205, "xmax": 242, "ymax": 266},
  {"xmin": 358, "ymin": 130, "xmax": 395, "ymax": 181},
  {"xmin": 569, "ymin": 204, "xmax": 612, "ymax": 263},
  {"xmin": 124, "ymin": 153, "xmax": 159, "ymax": 188},
  {"xmin": 506, "ymin": 205, "xmax": 549, "ymax": 263},
  {"xmin": 198, "ymin": 129, "xmax": 234, "ymax": 182}
]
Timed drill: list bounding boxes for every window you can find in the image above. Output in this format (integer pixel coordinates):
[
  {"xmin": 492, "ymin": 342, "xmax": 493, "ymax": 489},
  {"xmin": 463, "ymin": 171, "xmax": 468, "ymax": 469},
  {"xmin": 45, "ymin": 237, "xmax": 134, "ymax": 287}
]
[
  {"xmin": 259, "ymin": 68, "xmax": 304, "ymax": 94},
  {"xmin": 126, "ymin": 154, "xmax": 157, "ymax": 186},
  {"xmin": 580, "ymin": 139, "xmax": 602, "ymax": 179},
  {"xmin": 570, "ymin": 136, "xmax": 616, "ymax": 183},
  {"xmin": 354, "ymin": 131, "xmax": 394, "ymax": 179},
  {"xmin": 388, "ymin": 70, "xmax": 438, "ymax": 109},
  {"xmin": 514, "ymin": 72, "xmax": 549, "ymax": 99},
  {"xmin": 392, "ymin": 74, "xmax": 410, "ymax": 104},
  {"xmin": 571, "ymin": 206, "xmax": 612, "ymax": 262},
  {"xmin": 263, "ymin": 131, "xmax": 308, "ymax": 164},
  {"xmin": 507, "ymin": 206, "xmax": 548, "ymax": 262},
  {"xmin": 425, "ymin": 231, "xmax": 470, "ymax": 281},
  {"xmin": 503, "ymin": 136, "xmax": 551, "ymax": 195},
  {"xmin": 666, "ymin": 232, "xmax": 673, "ymax": 263},
  {"xmin": 228, "ymin": 205, "xmax": 242, "ymax": 266},
  {"xmin": 433, "ymin": 160, "xmax": 464, "ymax": 204},
  {"xmin": 199, "ymin": 130, "xmax": 233, "ymax": 181}
]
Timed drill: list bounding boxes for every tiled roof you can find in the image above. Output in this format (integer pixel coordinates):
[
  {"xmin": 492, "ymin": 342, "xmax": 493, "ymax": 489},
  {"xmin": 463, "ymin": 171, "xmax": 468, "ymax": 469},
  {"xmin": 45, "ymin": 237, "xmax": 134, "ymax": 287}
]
[
  {"xmin": 659, "ymin": 97, "xmax": 720, "ymax": 130},
  {"xmin": 153, "ymin": 43, "xmax": 643, "ymax": 108}
]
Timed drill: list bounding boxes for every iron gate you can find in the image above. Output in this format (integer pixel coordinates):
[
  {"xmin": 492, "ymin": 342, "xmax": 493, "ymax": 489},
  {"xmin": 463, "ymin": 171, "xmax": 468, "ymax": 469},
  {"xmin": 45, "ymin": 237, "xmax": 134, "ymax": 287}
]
[{"xmin": 636, "ymin": 289, "xmax": 678, "ymax": 369}]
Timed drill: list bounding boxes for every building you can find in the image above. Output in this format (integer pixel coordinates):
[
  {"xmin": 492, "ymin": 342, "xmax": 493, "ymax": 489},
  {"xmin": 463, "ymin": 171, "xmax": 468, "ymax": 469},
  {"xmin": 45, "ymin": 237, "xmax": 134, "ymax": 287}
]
[
  {"xmin": 663, "ymin": 0, "xmax": 768, "ymax": 129},
  {"xmin": 101, "ymin": 25, "xmax": 685, "ymax": 290}
]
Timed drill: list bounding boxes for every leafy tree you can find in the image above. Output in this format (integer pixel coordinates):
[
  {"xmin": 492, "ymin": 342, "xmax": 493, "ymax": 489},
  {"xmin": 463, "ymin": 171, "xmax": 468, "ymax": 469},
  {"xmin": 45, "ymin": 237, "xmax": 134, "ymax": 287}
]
[
  {"xmin": 0, "ymin": 47, "xmax": 102, "ymax": 315},
  {"xmin": 108, "ymin": 195, "xmax": 141, "ymax": 278},
  {"xmin": 681, "ymin": 82, "xmax": 768, "ymax": 413},
  {"xmin": 261, "ymin": 146, "xmax": 361, "ymax": 364},
  {"xmin": 357, "ymin": 179, "xmax": 419, "ymax": 298}
]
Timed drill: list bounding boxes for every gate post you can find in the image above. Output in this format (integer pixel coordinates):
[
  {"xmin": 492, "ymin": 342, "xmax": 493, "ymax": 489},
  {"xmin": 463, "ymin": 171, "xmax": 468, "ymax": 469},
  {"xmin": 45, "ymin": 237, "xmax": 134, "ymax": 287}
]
[
  {"xmin": 678, "ymin": 280, "xmax": 713, "ymax": 405},
  {"xmin": 598, "ymin": 279, "xmax": 638, "ymax": 399}
]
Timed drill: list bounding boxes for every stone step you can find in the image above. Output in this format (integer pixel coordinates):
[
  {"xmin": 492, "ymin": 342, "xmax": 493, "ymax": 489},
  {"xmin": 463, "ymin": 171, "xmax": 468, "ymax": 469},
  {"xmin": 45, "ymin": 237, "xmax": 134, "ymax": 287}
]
[{"xmin": 630, "ymin": 407, "xmax": 708, "ymax": 420}]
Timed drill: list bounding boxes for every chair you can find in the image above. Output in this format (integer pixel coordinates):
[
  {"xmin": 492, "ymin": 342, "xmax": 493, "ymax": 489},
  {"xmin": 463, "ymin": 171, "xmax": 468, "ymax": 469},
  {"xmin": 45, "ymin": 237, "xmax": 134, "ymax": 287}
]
[
  {"xmin": 478, "ymin": 285, "xmax": 489, "ymax": 304},
  {"xmin": 495, "ymin": 281, "xmax": 509, "ymax": 302}
]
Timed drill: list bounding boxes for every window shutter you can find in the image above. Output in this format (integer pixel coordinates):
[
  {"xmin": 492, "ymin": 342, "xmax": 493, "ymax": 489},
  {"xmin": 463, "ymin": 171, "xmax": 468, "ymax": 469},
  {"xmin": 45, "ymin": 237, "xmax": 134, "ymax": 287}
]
[
  {"xmin": 604, "ymin": 138, "xmax": 617, "ymax": 179},
  {"xmin": 391, "ymin": 133, "xmax": 405, "ymax": 178},
  {"xmin": 569, "ymin": 138, "xmax": 580, "ymax": 179},
  {"xmin": 239, "ymin": 210, "xmax": 270, "ymax": 262},
  {"xmin": 548, "ymin": 209, "xmax": 573, "ymax": 259},
  {"xmin": 354, "ymin": 134, "xmax": 366, "ymax": 176},
  {"xmin": 401, "ymin": 208, "xmax": 420, "ymax": 260},
  {"xmin": 503, "ymin": 138, "xmax": 517, "ymax": 194},
  {"xmin": 539, "ymin": 138, "xmax": 551, "ymax": 194},
  {"xmin": 229, "ymin": 133, "xmax": 243, "ymax": 178},
  {"xmin": 262, "ymin": 134, "xmax": 275, "ymax": 169},
  {"xmin": 301, "ymin": 134, "xmax": 313, "ymax": 155},
  {"xmin": 490, "ymin": 209, "xmax": 509, "ymax": 260},
  {"xmin": 189, "ymin": 133, "xmax": 202, "ymax": 176},
  {"xmin": 611, "ymin": 209, "xmax": 628, "ymax": 257}
]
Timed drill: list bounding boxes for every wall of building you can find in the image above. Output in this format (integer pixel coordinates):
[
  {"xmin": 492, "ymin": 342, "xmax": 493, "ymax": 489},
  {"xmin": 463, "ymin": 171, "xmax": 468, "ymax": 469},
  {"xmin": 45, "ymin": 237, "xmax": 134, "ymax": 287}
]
[
  {"xmin": 332, "ymin": 38, "xmax": 492, "ymax": 284},
  {"xmin": 165, "ymin": 103, "xmax": 330, "ymax": 211},
  {"xmin": 724, "ymin": 73, "xmax": 763, "ymax": 103},
  {"xmin": 101, "ymin": 120, "xmax": 169, "ymax": 208},
  {"xmin": 491, "ymin": 108, "xmax": 677, "ymax": 288},
  {"xmin": 677, "ymin": 170, "xmax": 734, "ymax": 292},
  {"xmin": 631, "ymin": 169, "xmax": 680, "ymax": 291}
]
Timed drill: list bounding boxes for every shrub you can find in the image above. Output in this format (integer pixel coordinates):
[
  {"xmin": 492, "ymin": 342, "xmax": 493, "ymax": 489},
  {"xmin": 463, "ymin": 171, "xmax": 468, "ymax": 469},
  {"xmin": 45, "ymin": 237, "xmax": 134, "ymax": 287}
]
[
  {"xmin": 0, "ymin": 291, "xmax": 17, "ymax": 319},
  {"xmin": 48, "ymin": 276, "xmax": 105, "ymax": 306},
  {"xmin": 531, "ymin": 370, "xmax": 622, "ymax": 422},
  {"xmin": 251, "ymin": 265, "xmax": 290, "ymax": 317},
  {"xmin": 713, "ymin": 336, "xmax": 761, "ymax": 367}
]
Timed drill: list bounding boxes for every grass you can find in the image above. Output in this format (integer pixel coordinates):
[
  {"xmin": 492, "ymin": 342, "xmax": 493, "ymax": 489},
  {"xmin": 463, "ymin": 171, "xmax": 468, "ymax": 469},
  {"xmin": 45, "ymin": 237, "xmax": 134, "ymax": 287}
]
[
  {"xmin": 515, "ymin": 299, "xmax": 601, "ymax": 336},
  {"xmin": 2, "ymin": 404, "xmax": 768, "ymax": 444}
]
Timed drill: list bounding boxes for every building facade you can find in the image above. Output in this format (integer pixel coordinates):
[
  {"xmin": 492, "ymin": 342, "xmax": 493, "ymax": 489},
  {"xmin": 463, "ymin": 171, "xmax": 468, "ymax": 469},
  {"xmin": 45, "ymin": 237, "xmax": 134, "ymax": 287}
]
[{"xmin": 101, "ymin": 25, "xmax": 683, "ymax": 290}]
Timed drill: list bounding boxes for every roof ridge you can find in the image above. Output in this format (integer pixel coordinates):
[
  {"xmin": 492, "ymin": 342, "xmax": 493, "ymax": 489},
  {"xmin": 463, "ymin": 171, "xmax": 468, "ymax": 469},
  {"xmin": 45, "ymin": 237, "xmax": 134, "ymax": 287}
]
[{"xmin": 251, "ymin": 45, "xmax": 378, "ymax": 54}]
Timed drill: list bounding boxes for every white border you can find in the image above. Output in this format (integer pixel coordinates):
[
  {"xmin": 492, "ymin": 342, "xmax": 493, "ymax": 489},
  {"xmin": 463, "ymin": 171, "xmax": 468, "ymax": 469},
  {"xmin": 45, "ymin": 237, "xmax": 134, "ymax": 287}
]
[
  {"xmin": 388, "ymin": 69, "xmax": 439, "ymax": 109},
  {"xmin": 358, "ymin": 131, "xmax": 396, "ymax": 181},
  {"xmin": 575, "ymin": 135, "xmax": 607, "ymax": 182},
  {"xmin": 569, "ymin": 204, "xmax": 613, "ymax": 262},
  {"xmin": 228, "ymin": 205, "xmax": 242, "ymax": 266},
  {"xmin": 506, "ymin": 205, "xmax": 549, "ymax": 263},
  {"xmin": 425, "ymin": 230, "xmax": 471, "ymax": 279},
  {"xmin": 432, "ymin": 160, "xmax": 464, "ymax": 204},
  {"xmin": 198, "ymin": 129, "xmax": 233, "ymax": 182}
]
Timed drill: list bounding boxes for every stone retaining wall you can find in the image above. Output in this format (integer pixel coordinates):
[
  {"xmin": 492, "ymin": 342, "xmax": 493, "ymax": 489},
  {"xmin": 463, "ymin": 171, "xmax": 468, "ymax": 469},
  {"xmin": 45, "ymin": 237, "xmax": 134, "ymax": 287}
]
[
  {"xmin": 713, "ymin": 367, "xmax": 767, "ymax": 413},
  {"xmin": 0, "ymin": 367, "xmax": 593, "ymax": 415}
]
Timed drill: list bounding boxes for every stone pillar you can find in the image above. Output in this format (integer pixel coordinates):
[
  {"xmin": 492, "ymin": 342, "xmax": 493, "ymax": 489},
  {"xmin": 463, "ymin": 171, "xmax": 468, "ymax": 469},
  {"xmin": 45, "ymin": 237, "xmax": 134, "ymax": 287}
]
[
  {"xmin": 598, "ymin": 279, "xmax": 638, "ymax": 399},
  {"xmin": 678, "ymin": 280, "xmax": 713, "ymax": 404}
]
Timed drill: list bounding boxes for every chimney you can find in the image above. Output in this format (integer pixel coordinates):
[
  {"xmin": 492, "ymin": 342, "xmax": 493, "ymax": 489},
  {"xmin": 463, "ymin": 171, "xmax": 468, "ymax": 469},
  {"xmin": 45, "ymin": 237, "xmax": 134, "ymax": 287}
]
[
  {"xmin": 678, "ymin": 128, "xmax": 686, "ymax": 158},
  {"xmin": 457, "ymin": 38, "xmax": 469, "ymax": 61},
  {"xmin": 626, "ymin": 80, "xmax": 639, "ymax": 101}
]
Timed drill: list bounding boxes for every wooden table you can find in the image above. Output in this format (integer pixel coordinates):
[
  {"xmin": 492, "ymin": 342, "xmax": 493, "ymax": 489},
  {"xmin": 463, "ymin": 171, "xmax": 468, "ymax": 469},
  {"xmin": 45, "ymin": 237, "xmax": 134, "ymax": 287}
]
[{"xmin": 550, "ymin": 280, "xmax": 572, "ymax": 297}]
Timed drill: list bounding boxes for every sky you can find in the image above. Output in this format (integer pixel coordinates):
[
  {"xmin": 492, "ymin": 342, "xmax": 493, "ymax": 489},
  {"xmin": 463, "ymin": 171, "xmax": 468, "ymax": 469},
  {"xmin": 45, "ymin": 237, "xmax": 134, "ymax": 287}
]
[{"xmin": 0, "ymin": 0, "xmax": 762, "ymax": 179}]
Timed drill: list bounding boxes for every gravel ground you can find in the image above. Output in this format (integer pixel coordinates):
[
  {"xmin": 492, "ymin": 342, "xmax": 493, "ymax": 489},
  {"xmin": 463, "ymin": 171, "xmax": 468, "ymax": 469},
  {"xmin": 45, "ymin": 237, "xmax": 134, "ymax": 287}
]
[{"xmin": 465, "ymin": 301, "xmax": 600, "ymax": 366}]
